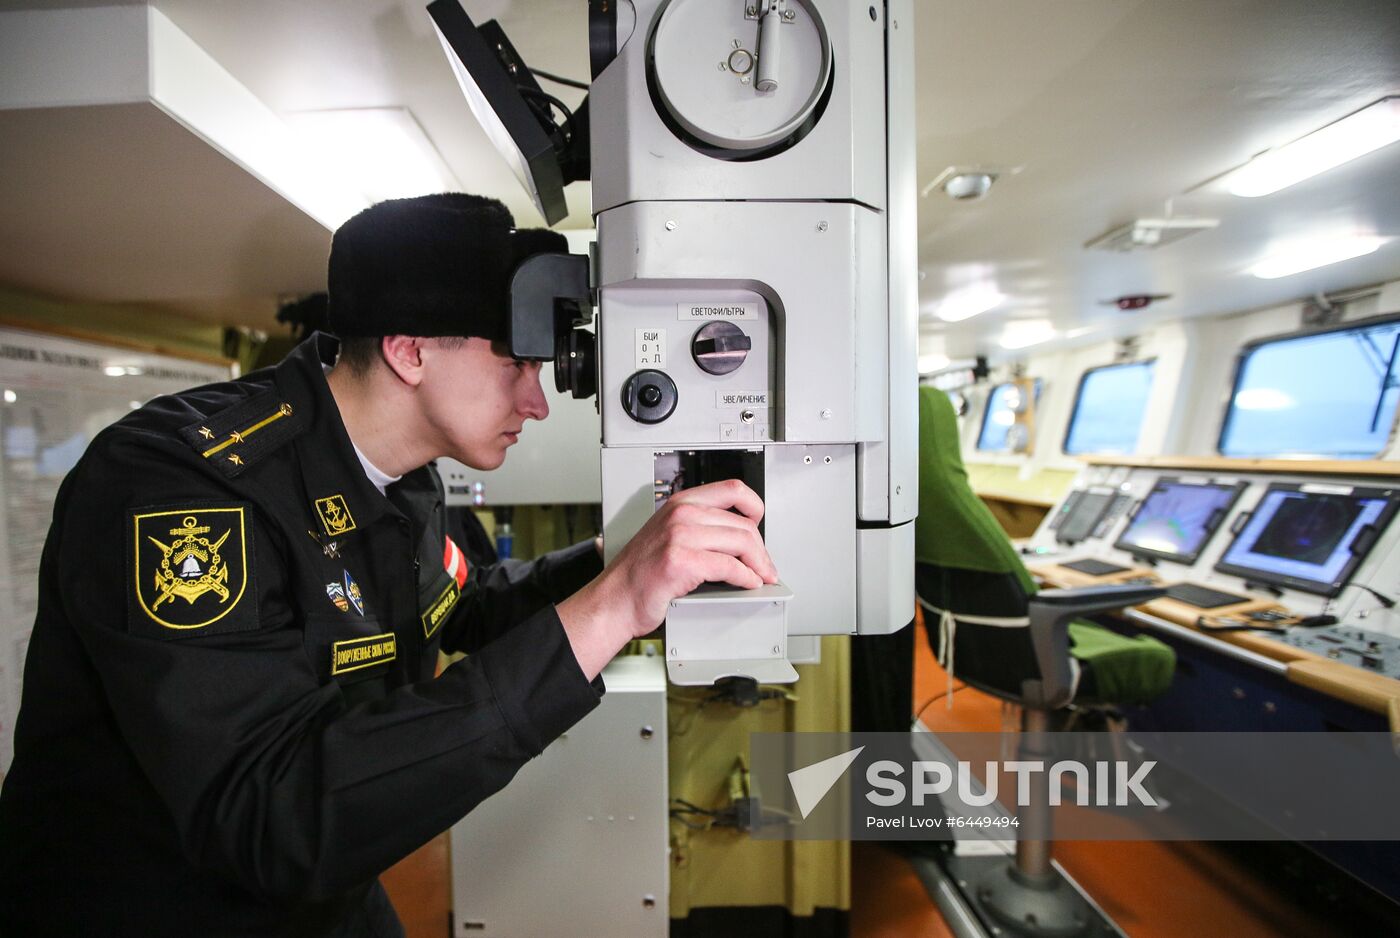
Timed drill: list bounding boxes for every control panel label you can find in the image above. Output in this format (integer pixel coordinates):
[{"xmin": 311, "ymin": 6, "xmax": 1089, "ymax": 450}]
[
  {"xmin": 717, "ymin": 391, "xmax": 769, "ymax": 408},
  {"xmin": 678, "ymin": 302, "xmax": 759, "ymax": 321},
  {"xmin": 635, "ymin": 328, "xmax": 666, "ymax": 367}
]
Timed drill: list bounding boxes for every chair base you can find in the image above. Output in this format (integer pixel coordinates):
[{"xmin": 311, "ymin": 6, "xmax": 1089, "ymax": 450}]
[{"xmin": 923, "ymin": 854, "xmax": 1127, "ymax": 938}]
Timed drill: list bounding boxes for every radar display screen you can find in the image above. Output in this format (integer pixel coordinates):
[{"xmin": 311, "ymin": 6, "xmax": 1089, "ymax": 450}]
[
  {"xmin": 1215, "ymin": 483, "xmax": 1400, "ymax": 596},
  {"xmin": 1114, "ymin": 478, "xmax": 1247, "ymax": 564}
]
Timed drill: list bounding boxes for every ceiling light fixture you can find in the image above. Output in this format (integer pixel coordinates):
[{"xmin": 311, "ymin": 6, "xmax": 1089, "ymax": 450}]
[
  {"xmin": 943, "ymin": 172, "xmax": 994, "ymax": 201},
  {"xmin": 1222, "ymin": 96, "xmax": 1400, "ymax": 198},
  {"xmin": 1248, "ymin": 235, "xmax": 1389, "ymax": 279},
  {"xmin": 918, "ymin": 353, "xmax": 950, "ymax": 374},
  {"xmin": 921, "ymin": 166, "xmax": 1011, "ymax": 201},
  {"xmin": 999, "ymin": 319, "xmax": 1057, "ymax": 350},
  {"xmin": 285, "ymin": 108, "xmax": 460, "ymax": 204},
  {"xmin": 932, "ymin": 284, "xmax": 1006, "ymax": 322}
]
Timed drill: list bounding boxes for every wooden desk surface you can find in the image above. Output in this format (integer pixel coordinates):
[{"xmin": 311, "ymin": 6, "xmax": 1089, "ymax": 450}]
[
  {"xmin": 975, "ymin": 489, "xmax": 1057, "ymax": 509},
  {"xmin": 1029, "ymin": 562, "xmax": 1400, "ymax": 725},
  {"xmin": 1083, "ymin": 454, "xmax": 1400, "ymax": 478}
]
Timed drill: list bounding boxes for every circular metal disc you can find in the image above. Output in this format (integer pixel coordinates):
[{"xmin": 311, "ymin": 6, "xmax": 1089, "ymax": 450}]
[{"xmin": 651, "ymin": 0, "xmax": 831, "ymax": 151}]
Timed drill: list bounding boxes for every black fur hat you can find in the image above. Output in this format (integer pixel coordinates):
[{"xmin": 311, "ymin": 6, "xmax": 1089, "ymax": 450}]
[{"xmin": 327, "ymin": 193, "xmax": 567, "ymax": 341}]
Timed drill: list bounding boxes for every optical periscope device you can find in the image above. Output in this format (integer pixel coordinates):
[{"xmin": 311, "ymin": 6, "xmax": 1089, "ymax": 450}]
[{"xmin": 432, "ymin": 0, "xmax": 917, "ymax": 684}]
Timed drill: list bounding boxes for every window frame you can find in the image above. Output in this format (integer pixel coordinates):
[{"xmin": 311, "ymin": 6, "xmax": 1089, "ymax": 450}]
[
  {"xmin": 975, "ymin": 379, "xmax": 1042, "ymax": 453},
  {"xmin": 1061, "ymin": 358, "xmax": 1158, "ymax": 456},
  {"xmin": 1216, "ymin": 313, "xmax": 1400, "ymax": 460}
]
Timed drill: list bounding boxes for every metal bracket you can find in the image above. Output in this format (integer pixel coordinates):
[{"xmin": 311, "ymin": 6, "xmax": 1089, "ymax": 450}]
[
  {"xmin": 745, "ymin": 0, "xmax": 796, "ymax": 23},
  {"xmin": 665, "ymin": 582, "xmax": 797, "ymax": 685}
]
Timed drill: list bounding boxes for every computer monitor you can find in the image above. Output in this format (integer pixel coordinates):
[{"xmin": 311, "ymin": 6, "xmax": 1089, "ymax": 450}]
[
  {"xmin": 1114, "ymin": 478, "xmax": 1247, "ymax": 565},
  {"xmin": 1055, "ymin": 489, "xmax": 1114, "ymax": 545},
  {"xmin": 1215, "ymin": 483, "xmax": 1400, "ymax": 596}
]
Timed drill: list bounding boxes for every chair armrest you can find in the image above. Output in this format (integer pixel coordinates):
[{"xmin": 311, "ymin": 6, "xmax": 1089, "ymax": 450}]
[{"xmin": 1023, "ymin": 585, "xmax": 1167, "ymax": 709}]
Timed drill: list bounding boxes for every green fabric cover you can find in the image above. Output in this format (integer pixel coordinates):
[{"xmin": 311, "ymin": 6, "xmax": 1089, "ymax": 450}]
[
  {"xmin": 915, "ymin": 387, "xmax": 1036, "ymax": 592},
  {"xmin": 1067, "ymin": 621, "xmax": 1175, "ymax": 705},
  {"xmin": 915, "ymin": 386, "xmax": 1175, "ymax": 704}
]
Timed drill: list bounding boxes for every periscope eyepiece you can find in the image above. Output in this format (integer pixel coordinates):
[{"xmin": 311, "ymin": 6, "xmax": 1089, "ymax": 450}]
[{"xmin": 508, "ymin": 251, "xmax": 597, "ymax": 400}]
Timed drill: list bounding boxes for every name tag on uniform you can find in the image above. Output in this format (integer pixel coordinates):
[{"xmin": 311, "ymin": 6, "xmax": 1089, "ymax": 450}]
[
  {"xmin": 330, "ymin": 633, "xmax": 396, "ymax": 675},
  {"xmin": 422, "ymin": 581, "xmax": 461, "ymax": 640}
]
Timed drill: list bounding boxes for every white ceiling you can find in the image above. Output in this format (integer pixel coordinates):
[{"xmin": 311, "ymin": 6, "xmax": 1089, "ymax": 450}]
[{"xmin": 0, "ymin": 0, "xmax": 1397, "ymax": 349}]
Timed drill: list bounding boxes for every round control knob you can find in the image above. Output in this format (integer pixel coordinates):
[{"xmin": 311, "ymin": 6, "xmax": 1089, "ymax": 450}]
[
  {"xmin": 622, "ymin": 370, "xmax": 678, "ymax": 424},
  {"xmin": 691, "ymin": 321, "xmax": 752, "ymax": 376}
]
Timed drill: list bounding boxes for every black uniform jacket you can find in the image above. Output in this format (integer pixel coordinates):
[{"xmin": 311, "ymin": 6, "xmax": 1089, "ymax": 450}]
[{"xmin": 0, "ymin": 334, "xmax": 604, "ymax": 937}]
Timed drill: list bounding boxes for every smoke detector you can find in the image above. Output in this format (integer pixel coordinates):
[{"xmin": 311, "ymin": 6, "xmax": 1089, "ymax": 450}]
[
  {"xmin": 1085, "ymin": 217, "xmax": 1219, "ymax": 252},
  {"xmin": 921, "ymin": 166, "xmax": 1011, "ymax": 201},
  {"xmin": 1099, "ymin": 293, "xmax": 1172, "ymax": 311}
]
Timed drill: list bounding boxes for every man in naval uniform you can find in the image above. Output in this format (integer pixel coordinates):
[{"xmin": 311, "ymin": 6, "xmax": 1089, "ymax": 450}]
[{"xmin": 0, "ymin": 194, "xmax": 776, "ymax": 937}]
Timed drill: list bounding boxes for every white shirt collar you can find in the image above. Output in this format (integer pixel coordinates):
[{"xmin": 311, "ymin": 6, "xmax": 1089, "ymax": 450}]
[{"xmin": 352, "ymin": 441, "xmax": 402, "ymax": 496}]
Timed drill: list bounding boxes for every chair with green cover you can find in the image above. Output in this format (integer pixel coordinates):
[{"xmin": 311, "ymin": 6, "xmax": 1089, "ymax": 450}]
[{"xmin": 913, "ymin": 385, "xmax": 1174, "ymax": 936}]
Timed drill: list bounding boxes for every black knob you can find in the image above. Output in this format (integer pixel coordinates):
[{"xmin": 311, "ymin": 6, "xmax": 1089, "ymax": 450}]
[
  {"xmin": 692, "ymin": 321, "xmax": 751, "ymax": 376},
  {"xmin": 621, "ymin": 370, "xmax": 678, "ymax": 424}
]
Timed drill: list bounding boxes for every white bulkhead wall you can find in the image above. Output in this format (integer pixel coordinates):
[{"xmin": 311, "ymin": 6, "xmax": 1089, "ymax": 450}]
[{"xmin": 959, "ymin": 275, "xmax": 1400, "ymax": 468}]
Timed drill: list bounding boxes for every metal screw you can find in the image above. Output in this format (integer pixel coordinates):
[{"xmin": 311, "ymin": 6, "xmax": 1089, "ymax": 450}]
[
  {"xmin": 823, "ymin": 455, "xmax": 832, "ymax": 464},
  {"xmin": 741, "ymin": 76, "xmax": 750, "ymax": 84},
  {"xmin": 820, "ymin": 408, "xmax": 832, "ymax": 419},
  {"xmin": 734, "ymin": 37, "xmax": 744, "ymax": 47},
  {"xmin": 1232, "ymin": 687, "xmax": 1246, "ymax": 700},
  {"xmin": 641, "ymin": 725, "xmax": 654, "ymax": 739},
  {"xmin": 643, "ymin": 895, "xmax": 657, "ymax": 909},
  {"xmin": 665, "ymin": 220, "xmax": 677, "ymax": 231},
  {"xmin": 896, "ymin": 485, "xmax": 902, "ymax": 495},
  {"xmin": 783, "ymin": 8, "xmax": 795, "ymax": 18},
  {"xmin": 803, "ymin": 455, "xmax": 812, "ymax": 464},
  {"xmin": 773, "ymin": 645, "xmax": 782, "ymax": 654},
  {"xmin": 718, "ymin": 61, "xmax": 728, "ymax": 71},
  {"xmin": 1263, "ymin": 701, "xmax": 1277, "ymax": 714},
  {"xmin": 669, "ymin": 647, "xmax": 677, "ymax": 656},
  {"xmin": 817, "ymin": 220, "xmax": 828, "ymax": 232}
]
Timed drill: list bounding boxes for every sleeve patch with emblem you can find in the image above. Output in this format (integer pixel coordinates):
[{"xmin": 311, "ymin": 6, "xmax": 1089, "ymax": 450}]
[{"xmin": 129, "ymin": 505, "xmax": 258, "ymax": 639}]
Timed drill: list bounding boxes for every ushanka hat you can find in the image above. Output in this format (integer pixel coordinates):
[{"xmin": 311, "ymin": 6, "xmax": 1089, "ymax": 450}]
[{"xmin": 327, "ymin": 193, "xmax": 568, "ymax": 341}]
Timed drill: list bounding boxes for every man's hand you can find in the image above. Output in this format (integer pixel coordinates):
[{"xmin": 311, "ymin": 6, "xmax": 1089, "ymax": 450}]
[{"xmin": 556, "ymin": 480, "xmax": 777, "ymax": 680}]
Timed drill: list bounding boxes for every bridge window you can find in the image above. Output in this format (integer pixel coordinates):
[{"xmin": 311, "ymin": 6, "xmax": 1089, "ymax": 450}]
[
  {"xmin": 976, "ymin": 380, "xmax": 1041, "ymax": 452},
  {"xmin": 1064, "ymin": 360, "xmax": 1156, "ymax": 455},
  {"xmin": 1219, "ymin": 317, "xmax": 1400, "ymax": 459}
]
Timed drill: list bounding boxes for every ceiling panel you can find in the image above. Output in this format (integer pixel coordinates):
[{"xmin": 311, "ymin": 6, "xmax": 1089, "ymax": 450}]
[{"xmin": 0, "ymin": 0, "xmax": 1396, "ymax": 338}]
